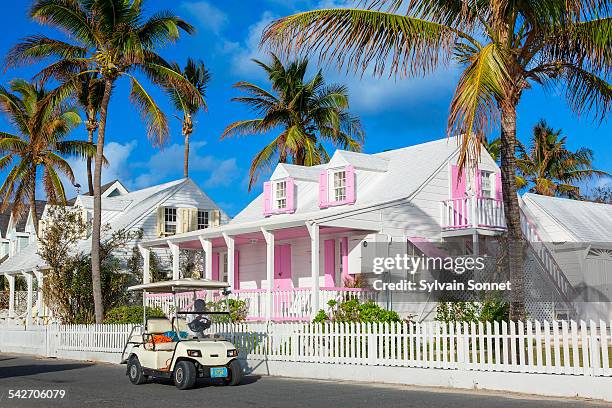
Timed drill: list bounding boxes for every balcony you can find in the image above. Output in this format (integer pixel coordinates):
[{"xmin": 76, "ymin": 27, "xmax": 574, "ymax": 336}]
[
  {"xmin": 145, "ymin": 287, "xmax": 378, "ymax": 322},
  {"xmin": 441, "ymin": 196, "xmax": 506, "ymax": 232}
]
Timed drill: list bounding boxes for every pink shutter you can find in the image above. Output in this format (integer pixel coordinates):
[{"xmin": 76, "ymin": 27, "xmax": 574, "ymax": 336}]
[
  {"xmin": 345, "ymin": 165, "xmax": 356, "ymax": 204},
  {"xmin": 495, "ymin": 172, "xmax": 503, "ymax": 200},
  {"xmin": 324, "ymin": 239, "xmax": 336, "ymax": 287},
  {"xmin": 233, "ymin": 250, "xmax": 240, "ymax": 290},
  {"xmin": 212, "ymin": 252, "xmax": 219, "ymax": 281},
  {"xmin": 474, "ymin": 167, "xmax": 482, "ymax": 198},
  {"xmin": 263, "ymin": 181, "xmax": 272, "ymax": 216},
  {"xmin": 451, "ymin": 165, "xmax": 466, "ymax": 199},
  {"xmin": 341, "ymin": 237, "xmax": 351, "ymax": 278},
  {"xmin": 285, "ymin": 177, "xmax": 296, "ymax": 213},
  {"xmin": 318, "ymin": 171, "xmax": 328, "ymax": 208}
]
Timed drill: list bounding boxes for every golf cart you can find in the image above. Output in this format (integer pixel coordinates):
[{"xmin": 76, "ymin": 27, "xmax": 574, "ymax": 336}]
[{"xmin": 121, "ymin": 279, "xmax": 242, "ymax": 390}]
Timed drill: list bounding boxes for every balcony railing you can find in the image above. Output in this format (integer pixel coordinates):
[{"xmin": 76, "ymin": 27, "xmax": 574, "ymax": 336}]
[
  {"xmin": 441, "ymin": 196, "xmax": 506, "ymax": 230},
  {"xmin": 145, "ymin": 287, "xmax": 377, "ymax": 322}
]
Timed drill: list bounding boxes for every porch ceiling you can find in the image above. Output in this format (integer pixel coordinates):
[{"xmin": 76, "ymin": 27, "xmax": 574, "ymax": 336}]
[{"xmin": 158, "ymin": 225, "xmax": 373, "ymax": 250}]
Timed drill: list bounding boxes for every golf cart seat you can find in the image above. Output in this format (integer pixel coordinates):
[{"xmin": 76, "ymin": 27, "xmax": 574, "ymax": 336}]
[{"xmin": 144, "ymin": 317, "xmax": 177, "ymax": 351}]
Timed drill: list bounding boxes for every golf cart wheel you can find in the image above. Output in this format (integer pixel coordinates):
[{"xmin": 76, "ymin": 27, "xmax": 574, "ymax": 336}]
[
  {"xmin": 224, "ymin": 359, "xmax": 243, "ymax": 386},
  {"xmin": 174, "ymin": 361, "xmax": 197, "ymax": 390},
  {"xmin": 127, "ymin": 357, "xmax": 147, "ymax": 385}
]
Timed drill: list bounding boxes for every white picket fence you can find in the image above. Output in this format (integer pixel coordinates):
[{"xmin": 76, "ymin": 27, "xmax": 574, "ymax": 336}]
[{"xmin": 1, "ymin": 320, "xmax": 610, "ymax": 377}]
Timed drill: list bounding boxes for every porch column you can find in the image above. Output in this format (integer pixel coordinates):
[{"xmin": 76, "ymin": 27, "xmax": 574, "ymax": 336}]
[
  {"xmin": 167, "ymin": 240, "xmax": 180, "ymax": 280},
  {"xmin": 7, "ymin": 274, "xmax": 15, "ymax": 318},
  {"xmin": 261, "ymin": 228, "xmax": 274, "ymax": 321},
  {"xmin": 22, "ymin": 271, "xmax": 33, "ymax": 327},
  {"xmin": 138, "ymin": 245, "xmax": 150, "ymax": 284},
  {"xmin": 223, "ymin": 233, "xmax": 235, "ymax": 289},
  {"xmin": 34, "ymin": 269, "xmax": 44, "ymax": 320},
  {"xmin": 199, "ymin": 236, "xmax": 213, "ymax": 280},
  {"xmin": 472, "ymin": 232, "xmax": 480, "ymax": 256},
  {"xmin": 306, "ymin": 222, "xmax": 320, "ymax": 319}
]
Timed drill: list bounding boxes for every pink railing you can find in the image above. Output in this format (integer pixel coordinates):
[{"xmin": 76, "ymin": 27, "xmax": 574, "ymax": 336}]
[{"xmin": 441, "ymin": 196, "xmax": 506, "ymax": 230}]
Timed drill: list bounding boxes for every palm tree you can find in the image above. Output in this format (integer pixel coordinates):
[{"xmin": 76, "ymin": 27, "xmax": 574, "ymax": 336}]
[
  {"xmin": 163, "ymin": 58, "xmax": 210, "ymax": 178},
  {"xmin": 516, "ymin": 120, "xmax": 609, "ymax": 198},
  {"xmin": 0, "ymin": 79, "xmax": 93, "ymax": 226},
  {"xmin": 222, "ymin": 53, "xmax": 364, "ymax": 190},
  {"xmin": 6, "ymin": 0, "xmax": 201, "ymax": 323},
  {"xmin": 262, "ymin": 1, "xmax": 612, "ymax": 319}
]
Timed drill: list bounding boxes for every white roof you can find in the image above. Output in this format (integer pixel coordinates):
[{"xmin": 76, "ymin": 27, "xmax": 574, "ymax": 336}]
[
  {"xmin": 0, "ymin": 242, "xmax": 46, "ymax": 274},
  {"xmin": 128, "ymin": 279, "xmax": 230, "ymax": 292},
  {"xmin": 231, "ymin": 137, "xmax": 461, "ymax": 224},
  {"xmin": 0, "ymin": 178, "xmax": 217, "ymax": 274},
  {"xmin": 522, "ymin": 193, "xmax": 612, "ymax": 242}
]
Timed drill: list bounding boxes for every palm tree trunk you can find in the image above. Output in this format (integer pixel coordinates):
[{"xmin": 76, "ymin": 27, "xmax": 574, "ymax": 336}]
[
  {"xmin": 183, "ymin": 130, "xmax": 190, "ymax": 178},
  {"xmin": 91, "ymin": 78, "xmax": 113, "ymax": 324},
  {"xmin": 500, "ymin": 104, "xmax": 525, "ymax": 321},
  {"xmin": 86, "ymin": 127, "xmax": 94, "ymax": 195},
  {"xmin": 30, "ymin": 168, "xmax": 38, "ymax": 234}
]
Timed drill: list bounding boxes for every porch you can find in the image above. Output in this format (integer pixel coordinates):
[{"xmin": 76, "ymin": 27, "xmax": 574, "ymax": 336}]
[
  {"xmin": 441, "ymin": 196, "xmax": 506, "ymax": 232},
  {"xmin": 140, "ymin": 218, "xmax": 379, "ymax": 321}
]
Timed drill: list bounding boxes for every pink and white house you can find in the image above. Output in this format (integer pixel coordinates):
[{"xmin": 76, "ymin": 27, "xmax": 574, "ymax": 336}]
[{"xmin": 141, "ymin": 137, "xmax": 506, "ymax": 321}]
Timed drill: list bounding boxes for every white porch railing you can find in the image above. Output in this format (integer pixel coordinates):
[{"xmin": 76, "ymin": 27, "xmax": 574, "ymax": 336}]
[
  {"xmin": 145, "ymin": 288, "xmax": 378, "ymax": 322},
  {"xmin": 441, "ymin": 197, "xmax": 506, "ymax": 230}
]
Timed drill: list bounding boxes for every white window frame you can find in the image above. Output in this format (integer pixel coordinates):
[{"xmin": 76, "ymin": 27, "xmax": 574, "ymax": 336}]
[
  {"xmin": 164, "ymin": 207, "xmax": 177, "ymax": 235},
  {"xmin": 197, "ymin": 210, "xmax": 209, "ymax": 230},
  {"xmin": 329, "ymin": 169, "xmax": 347, "ymax": 202},
  {"xmin": 274, "ymin": 180, "xmax": 287, "ymax": 210},
  {"xmin": 480, "ymin": 170, "xmax": 494, "ymax": 198}
]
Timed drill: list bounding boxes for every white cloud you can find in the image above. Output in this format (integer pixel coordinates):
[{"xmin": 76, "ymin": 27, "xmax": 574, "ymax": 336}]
[
  {"xmin": 229, "ymin": 11, "xmax": 278, "ymax": 77},
  {"xmin": 181, "ymin": 1, "xmax": 228, "ymax": 34},
  {"xmin": 59, "ymin": 140, "xmax": 137, "ymax": 197},
  {"xmin": 132, "ymin": 141, "xmax": 239, "ymax": 190}
]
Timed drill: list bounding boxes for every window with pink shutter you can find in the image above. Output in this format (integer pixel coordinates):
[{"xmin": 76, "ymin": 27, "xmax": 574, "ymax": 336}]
[
  {"xmin": 321, "ymin": 165, "xmax": 356, "ymax": 207},
  {"xmin": 264, "ymin": 178, "xmax": 296, "ymax": 215}
]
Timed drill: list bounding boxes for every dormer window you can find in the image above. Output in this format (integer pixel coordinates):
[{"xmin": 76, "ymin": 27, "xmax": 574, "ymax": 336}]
[
  {"xmin": 263, "ymin": 178, "xmax": 296, "ymax": 216},
  {"xmin": 319, "ymin": 165, "xmax": 356, "ymax": 208},
  {"xmin": 164, "ymin": 207, "xmax": 177, "ymax": 234}
]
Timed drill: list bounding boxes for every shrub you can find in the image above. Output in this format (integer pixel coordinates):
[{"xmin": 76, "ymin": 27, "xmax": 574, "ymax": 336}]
[
  {"xmin": 104, "ymin": 306, "xmax": 165, "ymax": 324},
  {"xmin": 206, "ymin": 298, "xmax": 248, "ymax": 323},
  {"xmin": 435, "ymin": 295, "xmax": 509, "ymax": 323},
  {"xmin": 313, "ymin": 299, "xmax": 401, "ymax": 323}
]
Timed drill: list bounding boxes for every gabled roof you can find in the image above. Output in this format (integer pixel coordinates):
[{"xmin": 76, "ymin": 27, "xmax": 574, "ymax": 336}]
[
  {"xmin": 271, "ymin": 163, "xmax": 322, "ymax": 181},
  {"xmin": 67, "ymin": 179, "xmax": 128, "ymax": 204},
  {"xmin": 328, "ymin": 150, "xmax": 389, "ymax": 172},
  {"xmin": 522, "ymin": 193, "xmax": 612, "ymax": 242},
  {"xmin": 231, "ymin": 137, "xmax": 464, "ymax": 224},
  {"xmin": 0, "ymin": 200, "xmax": 47, "ymax": 238}
]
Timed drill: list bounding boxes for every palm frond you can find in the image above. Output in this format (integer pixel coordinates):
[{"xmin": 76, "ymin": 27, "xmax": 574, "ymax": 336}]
[
  {"xmin": 262, "ymin": 8, "xmax": 467, "ymax": 77},
  {"xmin": 127, "ymin": 75, "xmax": 169, "ymax": 146}
]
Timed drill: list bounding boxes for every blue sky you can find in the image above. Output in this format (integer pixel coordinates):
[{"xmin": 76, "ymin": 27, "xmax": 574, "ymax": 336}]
[{"xmin": 0, "ymin": 0, "xmax": 610, "ymax": 216}]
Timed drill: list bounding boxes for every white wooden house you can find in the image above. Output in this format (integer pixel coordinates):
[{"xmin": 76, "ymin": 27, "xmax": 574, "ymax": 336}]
[
  {"xmin": 520, "ymin": 193, "xmax": 612, "ymax": 320},
  {"xmin": 141, "ymin": 137, "xmax": 507, "ymax": 321},
  {"xmin": 0, "ymin": 178, "xmax": 228, "ymax": 324}
]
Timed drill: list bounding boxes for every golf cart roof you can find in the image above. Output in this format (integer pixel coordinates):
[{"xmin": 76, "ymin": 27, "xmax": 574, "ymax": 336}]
[{"xmin": 128, "ymin": 279, "xmax": 230, "ymax": 293}]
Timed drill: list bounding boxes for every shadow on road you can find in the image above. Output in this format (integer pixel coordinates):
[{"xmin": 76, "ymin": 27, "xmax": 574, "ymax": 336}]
[
  {"xmin": 0, "ymin": 362, "xmax": 93, "ymax": 379},
  {"xmin": 146, "ymin": 375, "xmax": 262, "ymax": 389}
]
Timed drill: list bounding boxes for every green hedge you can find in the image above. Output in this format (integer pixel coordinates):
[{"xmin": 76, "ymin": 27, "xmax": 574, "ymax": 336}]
[{"xmin": 104, "ymin": 306, "xmax": 165, "ymax": 324}]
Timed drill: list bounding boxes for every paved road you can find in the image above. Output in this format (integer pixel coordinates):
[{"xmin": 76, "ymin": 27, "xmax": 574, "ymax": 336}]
[{"xmin": 0, "ymin": 354, "xmax": 608, "ymax": 408}]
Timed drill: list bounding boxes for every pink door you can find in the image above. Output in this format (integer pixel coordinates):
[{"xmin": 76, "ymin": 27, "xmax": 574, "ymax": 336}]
[
  {"xmin": 324, "ymin": 239, "xmax": 336, "ymax": 287},
  {"xmin": 273, "ymin": 244, "xmax": 292, "ymax": 289},
  {"xmin": 211, "ymin": 252, "xmax": 220, "ymax": 281},
  {"xmin": 451, "ymin": 164, "xmax": 467, "ymax": 226}
]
